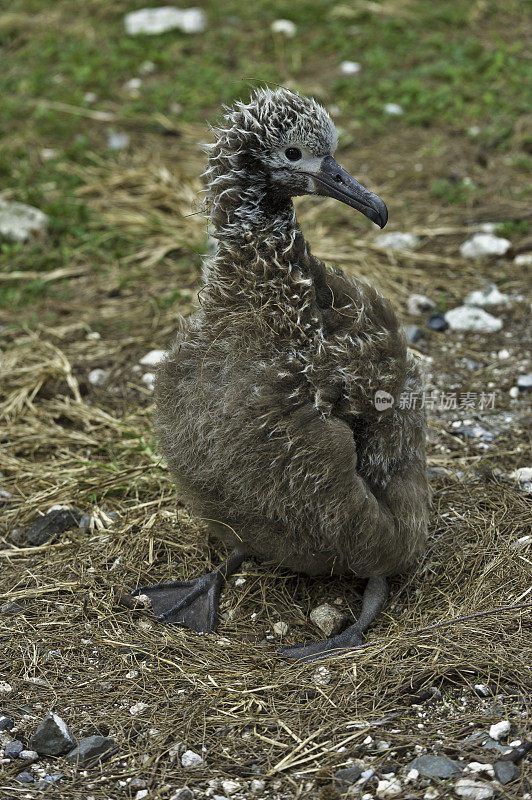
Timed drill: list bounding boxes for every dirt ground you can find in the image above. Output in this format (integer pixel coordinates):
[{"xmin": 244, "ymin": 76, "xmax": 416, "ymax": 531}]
[{"xmin": 1, "ymin": 119, "xmax": 531, "ymax": 800}]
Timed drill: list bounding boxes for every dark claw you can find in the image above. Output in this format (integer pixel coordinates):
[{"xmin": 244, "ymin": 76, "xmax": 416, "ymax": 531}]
[{"xmin": 130, "ymin": 572, "xmax": 223, "ymax": 633}]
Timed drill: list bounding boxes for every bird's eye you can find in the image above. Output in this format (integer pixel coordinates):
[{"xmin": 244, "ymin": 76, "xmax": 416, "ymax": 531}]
[{"xmin": 285, "ymin": 147, "xmax": 302, "ymax": 162}]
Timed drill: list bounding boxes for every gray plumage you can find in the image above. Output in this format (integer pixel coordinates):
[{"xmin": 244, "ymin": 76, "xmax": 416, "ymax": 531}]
[{"xmin": 149, "ymin": 88, "xmax": 430, "ymax": 656}]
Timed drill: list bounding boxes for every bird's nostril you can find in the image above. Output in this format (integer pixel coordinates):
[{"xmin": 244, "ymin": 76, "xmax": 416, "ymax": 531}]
[{"xmin": 334, "ymin": 173, "xmax": 343, "ymax": 184}]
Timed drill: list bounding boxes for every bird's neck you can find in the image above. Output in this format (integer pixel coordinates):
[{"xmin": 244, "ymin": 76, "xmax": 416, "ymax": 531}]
[{"xmin": 202, "ymin": 176, "xmax": 322, "ymax": 336}]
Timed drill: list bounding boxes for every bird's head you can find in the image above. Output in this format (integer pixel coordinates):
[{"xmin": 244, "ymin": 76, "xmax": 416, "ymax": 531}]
[{"xmin": 208, "ymin": 87, "xmax": 387, "ymax": 229}]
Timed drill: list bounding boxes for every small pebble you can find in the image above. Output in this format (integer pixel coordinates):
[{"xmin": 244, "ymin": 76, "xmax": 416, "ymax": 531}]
[
  {"xmin": 88, "ymin": 368, "xmax": 109, "ymax": 387},
  {"xmin": 454, "ymin": 778, "xmax": 494, "ymax": 800},
  {"xmin": 16, "ymin": 770, "xmax": 35, "ymax": 783},
  {"xmin": 139, "ymin": 349, "xmax": 166, "ymax": 366},
  {"xmin": 130, "ymin": 702, "xmax": 149, "ymax": 715},
  {"xmin": 489, "ymin": 720, "xmax": 510, "ymax": 741},
  {"xmin": 108, "ymin": 131, "xmax": 130, "ymax": 150},
  {"xmin": 5, "ymin": 740, "xmax": 24, "ymax": 758},
  {"xmin": 340, "ymin": 61, "xmax": 362, "ymax": 75},
  {"xmin": 427, "ymin": 313, "xmax": 448, "ymax": 332},
  {"xmin": 384, "ymin": 103, "xmax": 403, "ymax": 115},
  {"xmin": 407, "ymin": 294, "xmax": 435, "ymax": 315},
  {"xmin": 271, "ymin": 19, "xmax": 296, "ymax": 36},
  {"xmin": 181, "ymin": 749, "xmax": 203, "ymax": 768},
  {"xmin": 445, "ymin": 306, "xmax": 502, "ymax": 333},
  {"xmin": 460, "ymin": 234, "xmax": 511, "ymax": 258},
  {"xmin": 313, "ymin": 666, "xmax": 331, "ymax": 686},
  {"xmin": 0, "ymin": 682, "xmax": 13, "ymax": 693},
  {"xmin": 517, "ymin": 373, "xmax": 532, "ymax": 392},
  {"xmin": 0, "ymin": 714, "xmax": 14, "ymax": 731},
  {"xmin": 221, "ymin": 779, "xmax": 241, "ymax": 795},
  {"xmin": 376, "ymin": 231, "xmax": 419, "ymax": 251},
  {"xmin": 514, "ymin": 253, "xmax": 532, "ymax": 266},
  {"xmin": 404, "ymin": 325, "xmax": 425, "ymax": 345},
  {"xmin": 465, "ymin": 283, "xmax": 511, "ymax": 307},
  {"xmin": 309, "ymin": 603, "xmax": 348, "ymax": 636},
  {"xmin": 250, "ymin": 779, "xmax": 266, "ymax": 793},
  {"xmin": 493, "ymin": 760, "xmax": 520, "ymax": 784},
  {"xmin": 273, "ymin": 621, "xmax": 288, "ymax": 636},
  {"xmin": 19, "ymin": 749, "xmax": 39, "ymax": 762},
  {"xmin": 170, "ymin": 789, "xmax": 194, "ymax": 800}
]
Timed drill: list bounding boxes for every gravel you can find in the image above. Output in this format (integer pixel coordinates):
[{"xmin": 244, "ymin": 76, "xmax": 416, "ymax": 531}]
[
  {"xmin": 0, "ymin": 714, "xmax": 14, "ymax": 731},
  {"xmin": 407, "ymin": 293, "xmax": 435, "ymax": 315},
  {"xmin": 334, "ymin": 764, "xmax": 363, "ymax": 791},
  {"xmin": 5, "ymin": 739, "xmax": 24, "ymax": 758},
  {"xmin": 464, "ymin": 283, "xmax": 512, "ymax": 307},
  {"xmin": 181, "ymin": 749, "xmax": 203, "ymax": 767},
  {"xmin": 493, "ymin": 760, "xmax": 520, "ymax": 784},
  {"xmin": 488, "ymin": 720, "xmax": 510, "ymax": 741}
]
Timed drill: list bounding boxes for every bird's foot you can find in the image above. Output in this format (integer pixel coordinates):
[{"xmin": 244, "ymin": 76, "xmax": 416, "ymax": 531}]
[
  {"xmin": 280, "ymin": 626, "xmax": 364, "ymax": 663},
  {"xmin": 131, "ymin": 571, "xmax": 224, "ymax": 633}
]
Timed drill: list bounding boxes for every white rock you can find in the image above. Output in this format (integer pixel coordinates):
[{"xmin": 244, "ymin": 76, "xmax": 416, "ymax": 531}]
[
  {"xmin": 126, "ymin": 670, "xmax": 139, "ymax": 679},
  {"xmin": 424, "ymin": 789, "xmax": 439, "ymax": 800},
  {"xmin": 19, "ymin": 750, "xmax": 38, "ymax": 762},
  {"xmin": 478, "ymin": 222, "xmax": 497, "ymax": 233},
  {"xmin": 467, "ymin": 762, "xmax": 494, "ymax": 776},
  {"xmin": 404, "ymin": 769, "xmax": 419, "ymax": 784},
  {"xmin": 88, "ymin": 368, "xmax": 110, "ymax": 387},
  {"xmin": 271, "ymin": 19, "xmax": 296, "ymax": 36},
  {"xmin": 454, "ymin": 779, "xmax": 494, "ymax": 800},
  {"xmin": 140, "ymin": 349, "xmax": 166, "ymax": 366},
  {"xmin": 125, "ymin": 77, "xmax": 142, "ymax": 95},
  {"xmin": 129, "ymin": 702, "xmax": 149, "ymax": 715},
  {"xmin": 234, "ymin": 576, "xmax": 246, "ymax": 586},
  {"xmin": 83, "ymin": 91, "xmax": 97, "ymax": 103},
  {"xmin": 376, "ymin": 232, "xmax": 419, "ymax": 251},
  {"xmin": 376, "ymin": 778, "xmax": 402, "ymax": 798},
  {"xmin": 0, "ymin": 199, "xmax": 48, "ymax": 242},
  {"xmin": 459, "ymin": 233, "xmax": 511, "ymax": 258},
  {"xmin": 273, "ymin": 621, "xmax": 288, "ymax": 636},
  {"xmin": 168, "ymin": 742, "xmax": 182, "ymax": 760},
  {"xmin": 509, "ymin": 386, "xmax": 519, "ymax": 398},
  {"xmin": 41, "ymin": 148, "xmax": 56, "ymax": 160},
  {"xmin": 511, "ymin": 467, "xmax": 532, "ymax": 482},
  {"xmin": 250, "ymin": 779, "xmax": 265, "ymax": 793},
  {"xmin": 384, "ymin": 103, "xmax": 403, "ymax": 115},
  {"xmin": 181, "ymin": 749, "xmax": 203, "ymax": 767},
  {"xmin": 134, "ymin": 791, "xmax": 149, "ymax": 800},
  {"xmin": 444, "ymin": 306, "xmax": 502, "ymax": 333},
  {"xmin": 139, "ymin": 60, "xmax": 156, "ymax": 74},
  {"xmin": 0, "ymin": 682, "xmax": 13, "ymax": 693},
  {"xmin": 489, "ymin": 720, "xmax": 510, "ymax": 740},
  {"xmin": 464, "ymin": 283, "xmax": 511, "ymax": 307},
  {"xmin": 107, "ymin": 131, "xmax": 130, "ymax": 150},
  {"xmin": 87, "ymin": 331, "xmax": 101, "ymax": 340},
  {"xmin": 309, "ymin": 603, "xmax": 347, "ymax": 636},
  {"xmin": 407, "ymin": 294, "xmax": 436, "ymax": 315},
  {"xmin": 498, "ymin": 348, "xmax": 510, "ymax": 359},
  {"xmin": 141, "ymin": 372, "xmax": 155, "ymax": 390},
  {"xmin": 125, "ymin": 7, "xmax": 206, "ymax": 36},
  {"xmin": 473, "ymin": 683, "xmax": 490, "ymax": 697},
  {"xmin": 340, "ymin": 61, "xmax": 362, "ymax": 75},
  {"xmin": 221, "ymin": 779, "xmax": 240, "ymax": 795},
  {"xmin": 313, "ymin": 666, "xmax": 331, "ymax": 686},
  {"xmin": 514, "ymin": 253, "xmax": 532, "ymax": 267}
]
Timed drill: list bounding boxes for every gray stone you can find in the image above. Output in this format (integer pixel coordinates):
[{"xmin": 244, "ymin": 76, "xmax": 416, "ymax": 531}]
[
  {"xmin": 493, "ymin": 760, "xmax": 520, "ymax": 784},
  {"xmin": 517, "ymin": 373, "xmax": 532, "ymax": 392},
  {"xmin": 88, "ymin": 368, "xmax": 110, "ymax": 387},
  {"xmin": 19, "ymin": 749, "xmax": 39, "ymax": 762},
  {"xmin": 66, "ymin": 734, "xmax": 115, "ymax": 765},
  {"xmin": 482, "ymin": 737, "xmax": 512, "ymax": 754},
  {"xmin": 0, "ymin": 199, "xmax": 48, "ymax": 242},
  {"xmin": 79, "ymin": 514, "xmax": 92, "ymax": 529},
  {"xmin": 8, "ymin": 528, "xmax": 26, "ymax": 545},
  {"xmin": 25, "ymin": 508, "xmax": 82, "ymax": 546},
  {"xmin": 454, "ymin": 424, "xmax": 496, "ymax": 443},
  {"xmin": 5, "ymin": 739, "xmax": 24, "ymax": 758},
  {"xmin": 169, "ymin": 789, "xmax": 194, "ymax": 800},
  {"xmin": 333, "ymin": 764, "xmax": 362, "ymax": 790},
  {"xmin": 31, "ymin": 712, "xmax": 76, "ymax": 755},
  {"xmin": 16, "ymin": 770, "xmax": 34, "ymax": 783},
  {"xmin": 130, "ymin": 777, "xmax": 147, "ymax": 789},
  {"xmin": 309, "ymin": 603, "xmax": 348, "ymax": 636},
  {"xmin": 427, "ymin": 313, "xmax": 448, "ymax": 332},
  {"xmin": 0, "ymin": 713, "xmax": 14, "ymax": 730},
  {"xmin": 403, "ymin": 325, "xmax": 425, "ymax": 344},
  {"xmin": 409, "ymin": 755, "xmax": 462, "ymax": 779}
]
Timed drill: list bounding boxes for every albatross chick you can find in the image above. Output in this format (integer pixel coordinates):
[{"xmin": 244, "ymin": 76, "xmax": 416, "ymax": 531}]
[{"xmin": 132, "ymin": 88, "xmax": 430, "ymax": 661}]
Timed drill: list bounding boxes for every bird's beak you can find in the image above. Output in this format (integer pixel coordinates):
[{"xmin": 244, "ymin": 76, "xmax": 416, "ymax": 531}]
[{"xmin": 309, "ymin": 155, "xmax": 388, "ymax": 228}]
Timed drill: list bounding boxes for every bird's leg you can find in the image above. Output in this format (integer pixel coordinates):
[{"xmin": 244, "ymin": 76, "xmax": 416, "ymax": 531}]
[
  {"xmin": 280, "ymin": 575, "xmax": 388, "ymax": 663},
  {"xmin": 131, "ymin": 548, "xmax": 247, "ymax": 633}
]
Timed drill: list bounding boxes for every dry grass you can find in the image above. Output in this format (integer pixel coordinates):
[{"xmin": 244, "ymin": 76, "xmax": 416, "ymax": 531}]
[{"xmin": 0, "ymin": 128, "xmax": 531, "ymax": 799}]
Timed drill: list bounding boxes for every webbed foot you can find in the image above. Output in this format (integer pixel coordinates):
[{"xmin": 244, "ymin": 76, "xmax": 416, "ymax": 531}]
[
  {"xmin": 130, "ymin": 548, "xmax": 247, "ymax": 634},
  {"xmin": 132, "ymin": 572, "xmax": 223, "ymax": 632},
  {"xmin": 280, "ymin": 627, "xmax": 364, "ymax": 663}
]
